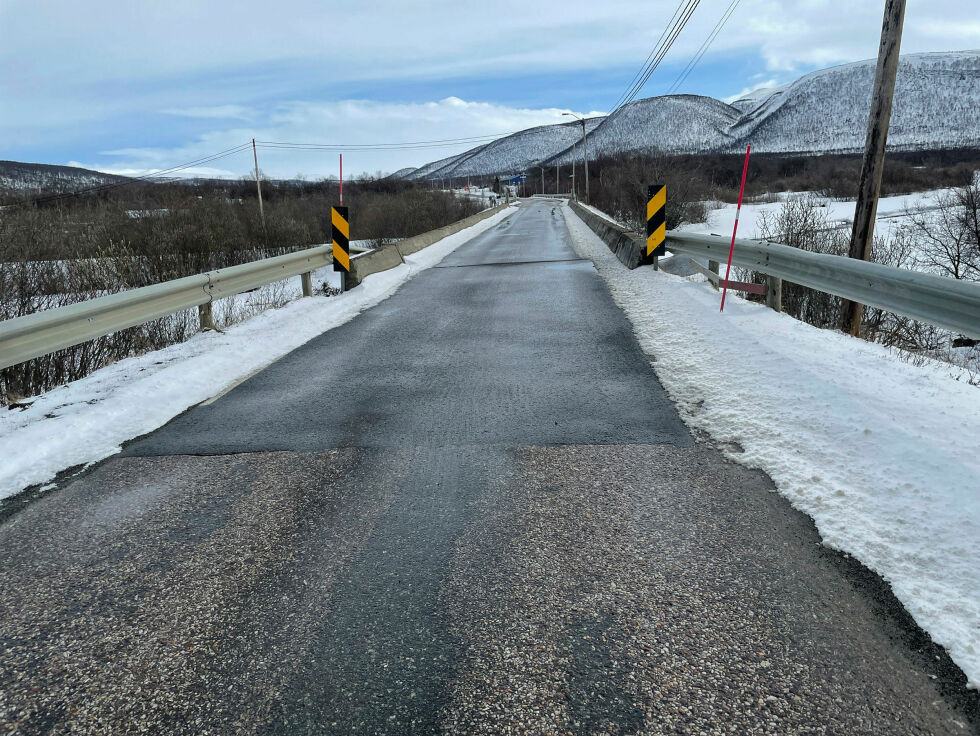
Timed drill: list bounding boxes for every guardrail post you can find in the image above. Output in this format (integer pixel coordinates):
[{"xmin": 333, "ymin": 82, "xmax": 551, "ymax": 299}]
[
  {"xmin": 766, "ymin": 276, "xmax": 783, "ymax": 312},
  {"xmin": 709, "ymin": 259, "xmax": 719, "ymax": 290},
  {"xmin": 198, "ymin": 302, "xmax": 214, "ymax": 331},
  {"xmin": 301, "ymin": 271, "xmax": 313, "ymax": 297}
]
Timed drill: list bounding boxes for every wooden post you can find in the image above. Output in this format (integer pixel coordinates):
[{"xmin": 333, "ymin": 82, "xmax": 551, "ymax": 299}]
[
  {"xmin": 766, "ymin": 276, "xmax": 783, "ymax": 312},
  {"xmin": 708, "ymin": 259, "xmax": 720, "ymax": 290},
  {"xmin": 198, "ymin": 302, "xmax": 214, "ymax": 331},
  {"xmin": 301, "ymin": 271, "xmax": 313, "ymax": 297},
  {"xmin": 252, "ymin": 138, "xmax": 266, "ymax": 230},
  {"xmin": 840, "ymin": 0, "xmax": 906, "ymax": 336}
]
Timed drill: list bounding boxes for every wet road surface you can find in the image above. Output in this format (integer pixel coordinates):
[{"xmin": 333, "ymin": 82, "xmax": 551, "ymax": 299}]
[{"xmin": 1, "ymin": 201, "xmax": 976, "ymax": 734}]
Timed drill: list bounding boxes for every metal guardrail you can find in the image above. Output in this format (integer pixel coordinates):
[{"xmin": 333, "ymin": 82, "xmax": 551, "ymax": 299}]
[
  {"xmin": 0, "ymin": 204, "xmax": 510, "ymax": 371},
  {"xmin": 0, "ymin": 245, "xmax": 338, "ymax": 371},
  {"xmin": 665, "ymin": 232, "xmax": 980, "ymax": 339}
]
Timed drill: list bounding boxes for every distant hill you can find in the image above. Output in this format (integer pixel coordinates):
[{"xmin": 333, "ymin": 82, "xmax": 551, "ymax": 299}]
[
  {"xmin": 405, "ymin": 119, "xmax": 603, "ymax": 181},
  {"xmin": 0, "ymin": 161, "xmax": 130, "ymax": 194},
  {"xmin": 387, "ymin": 167, "xmax": 418, "ymax": 179},
  {"xmin": 722, "ymin": 51, "xmax": 980, "ymax": 155},
  {"xmin": 400, "ymin": 50, "xmax": 980, "ymax": 178},
  {"xmin": 545, "ymin": 94, "xmax": 739, "ymax": 165}
]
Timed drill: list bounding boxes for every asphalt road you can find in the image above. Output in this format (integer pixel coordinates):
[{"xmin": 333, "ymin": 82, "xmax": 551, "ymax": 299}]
[{"xmin": 1, "ymin": 201, "xmax": 976, "ymax": 735}]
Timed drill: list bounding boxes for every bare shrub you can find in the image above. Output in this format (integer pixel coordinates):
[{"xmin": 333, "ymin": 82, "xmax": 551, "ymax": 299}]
[
  {"xmin": 900, "ymin": 183, "xmax": 980, "ymax": 280},
  {"xmin": 1, "ymin": 182, "xmax": 485, "ymax": 403},
  {"xmin": 590, "ymin": 152, "xmax": 709, "ymax": 231},
  {"xmin": 753, "ymin": 195, "xmax": 849, "ymax": 328},
  {"xmin": 864, "ymin": 184, "xmax": 980, "ymax": 373}
]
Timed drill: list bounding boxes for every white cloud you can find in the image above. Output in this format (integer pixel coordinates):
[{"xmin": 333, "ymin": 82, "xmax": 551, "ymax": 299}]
[
  {"xmin": 723, "ymin": 79, "xmax": 781, "ymax": 104},
  {"xmin": 162, "ymin": 105, "xmax": 255, "ymax": 120},
  {"xmin": 2, "ymin": 0, "xmax": 976, "ymax": 170},
  {"xmin": 2, "ymin": 1, "xmax": 974, "ymax": 92}
]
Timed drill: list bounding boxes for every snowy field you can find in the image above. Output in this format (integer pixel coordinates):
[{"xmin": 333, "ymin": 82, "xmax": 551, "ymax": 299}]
[
  {"xmin": 563, "ymin": 202, "xmax": 980, "ymax": 689},
  {"xmin": 443, "ymin": 186, "xmax": 505, "ymax": 207},
  {"xmin": 0, "ymin": 206, "xmax": 517, "ymax": 502},
  {"xmin": 678, "ymin": 189, "xmax": 951, "ymax": 242}
]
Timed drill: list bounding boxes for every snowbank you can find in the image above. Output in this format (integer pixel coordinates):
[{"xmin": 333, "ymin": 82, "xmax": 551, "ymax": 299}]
[
  {"xmin": 563, "ymin": 203, "xmax": 980, "ymax": 689},
  {"xmin": 0, "ymin": 206, "xmax": 517, "ymax": 501}
]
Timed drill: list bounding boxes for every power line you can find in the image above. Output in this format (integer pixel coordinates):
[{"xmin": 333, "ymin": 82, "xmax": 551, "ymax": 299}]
[
  {"xmin": 621, "ymin": 0, "xmax": 702, "ymax": 107},
  {"xmin": 666, "ymin": 0, "xmax": 742, "ymax": 95},
  {"xmin": 7, "ymin": 123, "xmax": 578, "ymax": 208},
  {"xmin": 257, "ymin": 140, "xmax": 498, "ymax": 153},
  {"xmin": 9, "ymin": 143, "xmax": 253, "ymax": 208},
  {"xmin": 609, "ymin": 0, "xmax": 689, "ymax": 112},
  {"xmin": 611, "ymin": 0, "xmax": 702, "ymax": 112},
  {"xmin": 6, "ymin": 133, "xmax": 509, "ymax": 207},
  {"xmin": 256, "ymin": 131, "xmax": 512, "ymax": 150}
]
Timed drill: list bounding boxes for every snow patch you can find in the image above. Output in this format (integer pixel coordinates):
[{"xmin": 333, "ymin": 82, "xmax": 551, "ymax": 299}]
[{"xmin": 563, "ymin": 202, "xmax": 980, "ymax": 689}]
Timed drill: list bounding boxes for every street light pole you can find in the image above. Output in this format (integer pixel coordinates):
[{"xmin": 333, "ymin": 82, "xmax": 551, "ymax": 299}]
[{"xmin": 563, "ymin": 112, "xmax": 590, "ymax": 204}]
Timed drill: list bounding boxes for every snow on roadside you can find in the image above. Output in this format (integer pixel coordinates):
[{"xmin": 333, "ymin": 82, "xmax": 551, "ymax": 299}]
[
  {"xmin": 562, "ymin": 202, "xmax": 980, "ymax": 688},
  {"xmin": 0, "ymin": 206, "xmax": 518, "ymax": 501}
]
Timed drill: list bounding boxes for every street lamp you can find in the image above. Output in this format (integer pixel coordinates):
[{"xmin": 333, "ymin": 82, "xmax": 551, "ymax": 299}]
[{"xmin": 563, "ymin": 112, "xmax": 590, "ymax": 205}]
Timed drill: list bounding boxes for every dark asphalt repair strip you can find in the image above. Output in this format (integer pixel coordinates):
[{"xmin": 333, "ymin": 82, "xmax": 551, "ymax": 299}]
[
  {"xmin": 432, "ymin": 256, "xmax": 589, "ymax": 269},
  {"xmin": 122, "ymin": 251, "xmax": 691, "ymax": 456}
]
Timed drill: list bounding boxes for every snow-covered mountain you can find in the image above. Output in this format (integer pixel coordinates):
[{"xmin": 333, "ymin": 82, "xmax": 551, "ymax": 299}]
[
  {"xmin": 405, "ymin": 119, "xmax": 604, "ymax": 181},
  {"xmin": 402, "ymin": 51, "xmax": 980, "ymax": 179},
  {"xmin": 387, "ymin": 166, "xmax": 418, "ymax": 179},
  {"xmin": 726, "ymin": 51, "xmax": 980, "ymax": 154},
  {"xmin": 545, "ymin": 94, "xmax": 740, "ymax": 166},
  {"xmin": 0, "ymin": 161, "xmax": 129, "ymax": 194}
]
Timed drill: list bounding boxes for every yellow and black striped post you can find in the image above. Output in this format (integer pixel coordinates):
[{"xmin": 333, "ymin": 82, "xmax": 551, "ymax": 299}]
[
  {"xmin": 646, "ymin": 184, "xmax": 666, "ymax": 264},
  {"xmin": 332, "ymin": 206, "xmax": 350, "ymax": 289}
]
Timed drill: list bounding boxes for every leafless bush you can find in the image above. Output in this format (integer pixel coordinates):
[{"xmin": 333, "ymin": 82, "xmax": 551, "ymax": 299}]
[
  {"xmin": 590, "ymin": 152, "xmax": 709, "ymax": 231},
  {"xmin": 864, "ymin": 183, "xmax": 980, "ymax": 373},
  {"xmin": 900, "ymin": 183, "xmax": 980, "ymax": 280},
  {"xmin": 1, "ymin": 184, "xmax": 482, "ymax": 404},
  {"xmin": 753, "ymin": 195, "xmax": 850, "ymax": 327}
]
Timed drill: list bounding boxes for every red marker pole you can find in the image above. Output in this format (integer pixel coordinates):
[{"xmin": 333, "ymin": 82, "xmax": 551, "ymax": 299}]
[
  {"xmin": 339, "ymin": 153, "xmax": 343, "ymax": 206},
  {"xmin": 721, "ymin": 145, "xmax": 751, "ymax": 312}
]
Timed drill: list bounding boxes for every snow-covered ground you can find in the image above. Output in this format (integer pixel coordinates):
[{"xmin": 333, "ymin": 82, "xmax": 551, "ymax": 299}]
[
  {"xmin": 678, "ymin": 189, "xmax": 950, "ymax": 242},
  {"xmin": 0, "ymin": 205, "xmax": 517, "ymax": 502},
  {"xmin": 562, "ymin": 202, "xmax": 980, "ymax": 689},
  {"xmin": 444, "ymin": 187, "xmax": 505, "ymax": 207}
]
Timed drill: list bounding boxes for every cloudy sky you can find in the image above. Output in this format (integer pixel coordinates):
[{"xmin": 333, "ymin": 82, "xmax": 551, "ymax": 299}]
[{"xmin": 1, "ymin": 0, "xmax": 976, "ymax": 178}]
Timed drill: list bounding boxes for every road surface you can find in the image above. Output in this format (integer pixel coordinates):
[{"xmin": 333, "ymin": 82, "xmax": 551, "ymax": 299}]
[{"xmin": 1, "ymin": 201, "xmax": 976, "ymax": 734}]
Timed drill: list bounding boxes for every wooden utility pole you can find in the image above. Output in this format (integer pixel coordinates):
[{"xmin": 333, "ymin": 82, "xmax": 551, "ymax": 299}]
[
  {"xmin": 839, "ymin": 0, "xmax": 906, "ymax": 336},
  {"xmin": 252, "ymin": 138, "xmax": 266, "ymax": 230}
]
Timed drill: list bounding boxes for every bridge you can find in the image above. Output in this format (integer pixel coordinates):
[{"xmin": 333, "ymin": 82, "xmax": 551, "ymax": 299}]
[{"xmin": 0, "ymin": 200, "xmax": 976, "ymax": 733}]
